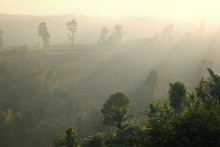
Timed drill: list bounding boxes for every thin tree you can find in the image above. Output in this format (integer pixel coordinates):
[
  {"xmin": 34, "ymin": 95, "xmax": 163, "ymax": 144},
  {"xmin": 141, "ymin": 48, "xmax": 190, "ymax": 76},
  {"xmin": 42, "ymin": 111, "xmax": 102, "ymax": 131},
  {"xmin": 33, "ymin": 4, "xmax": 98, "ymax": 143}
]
[
  {"xmin": 113, "ymin": 24, "xmax": 125, "ymax": 44},
  {"xmin": 38, "ymin": 22, "xmax": 50, "ymax": 47},
  {"xmin": 66, "ymin": 19, "xmax": 77, "ymax": 48}
]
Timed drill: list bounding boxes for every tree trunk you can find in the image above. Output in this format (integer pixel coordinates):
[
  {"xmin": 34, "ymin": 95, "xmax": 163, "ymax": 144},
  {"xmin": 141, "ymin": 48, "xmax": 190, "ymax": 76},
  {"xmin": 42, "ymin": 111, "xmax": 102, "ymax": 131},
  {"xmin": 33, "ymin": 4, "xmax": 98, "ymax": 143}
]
[{"xmin": 71, "ymin": 31, "xmax": 74, "ymax": 49}]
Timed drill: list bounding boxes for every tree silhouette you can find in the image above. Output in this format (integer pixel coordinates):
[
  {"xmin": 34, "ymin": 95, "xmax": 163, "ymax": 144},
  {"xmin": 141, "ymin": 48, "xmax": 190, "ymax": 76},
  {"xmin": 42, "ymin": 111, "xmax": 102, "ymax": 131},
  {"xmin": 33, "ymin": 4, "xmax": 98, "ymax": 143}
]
[
  {"xmin": 107, "ymin": 24, "xmax": 125, "ymax": 45},
  {"xmin": 101, "ymin": 92, "xmax": 130, "ymax": 130},
  {"xmin": 66, "ymin": 19, "xmax": 77, "ymax": 48},
  {"xmin": 98, "ymin": 27, "xmax": 109, "ymax": 45},
  {"xmin": 113, "ymin": 24, "xmax": 125, "ymax": 44},
  {"xmin": 38, "ymin": 22, "xmax": 50, "ymax": 47},
  {"xmin": 168, "ymin": 81, "xmax": 186, "ymax": 114}
]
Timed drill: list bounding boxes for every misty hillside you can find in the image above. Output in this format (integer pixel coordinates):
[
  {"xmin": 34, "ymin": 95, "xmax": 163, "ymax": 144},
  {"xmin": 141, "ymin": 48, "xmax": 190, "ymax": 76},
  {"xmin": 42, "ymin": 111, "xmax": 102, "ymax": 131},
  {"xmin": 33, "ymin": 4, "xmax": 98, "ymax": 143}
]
[
  {"xmin": 1, "ymin": 12, "xmax": 220, "ymax": 147},
  {"xmin": 0, "ymin": 13, "xmax": 181, "ymax": 45}
]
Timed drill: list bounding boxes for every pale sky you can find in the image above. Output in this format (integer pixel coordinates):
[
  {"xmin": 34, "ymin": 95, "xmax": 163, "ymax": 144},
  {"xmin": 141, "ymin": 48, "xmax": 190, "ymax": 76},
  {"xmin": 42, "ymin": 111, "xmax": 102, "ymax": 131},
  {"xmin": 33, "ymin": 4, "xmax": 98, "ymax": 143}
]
[{"xmin": 1, "ymin": 0, "xmax": 220, "ymax": 22}]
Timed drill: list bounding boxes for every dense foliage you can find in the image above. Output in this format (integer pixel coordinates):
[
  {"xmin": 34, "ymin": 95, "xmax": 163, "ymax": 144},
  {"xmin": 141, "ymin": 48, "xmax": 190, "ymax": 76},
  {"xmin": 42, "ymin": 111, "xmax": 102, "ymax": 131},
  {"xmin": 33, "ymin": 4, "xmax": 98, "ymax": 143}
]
[
  {"xmin": 101, "ymin": 92, "xmax": 130, "ymax": 130},
  {"xmin": 0, "ymin": 48, "xmax": 83, "ymax": 147},
  {"xmin": 52, "ymin": 69, "xmax": 220, "ymax": 147},
  {"xmin": 0, "ymin": 47, "xmax": 220, "ymax": 146}
]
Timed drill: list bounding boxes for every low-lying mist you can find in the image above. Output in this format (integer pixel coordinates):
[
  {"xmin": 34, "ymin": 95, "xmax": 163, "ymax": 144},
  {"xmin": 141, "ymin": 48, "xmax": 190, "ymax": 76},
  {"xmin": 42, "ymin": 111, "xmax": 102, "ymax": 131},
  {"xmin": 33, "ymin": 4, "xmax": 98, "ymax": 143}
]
[{"xmin": 0, "ymin": 13, "xmax": 220, "ymax": 146}]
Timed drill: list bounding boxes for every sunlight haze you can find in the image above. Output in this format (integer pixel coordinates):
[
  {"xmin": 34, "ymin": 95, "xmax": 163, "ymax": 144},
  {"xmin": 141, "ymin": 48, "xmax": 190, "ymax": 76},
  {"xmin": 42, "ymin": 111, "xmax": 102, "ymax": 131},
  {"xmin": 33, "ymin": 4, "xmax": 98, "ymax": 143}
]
[
  {"xmin": 1, "ymin": 0, "xmax": 220, "ymax": 146},
  {"xmin": 1, "ymin": 0, "xmax": 220, "ymax": 22}
]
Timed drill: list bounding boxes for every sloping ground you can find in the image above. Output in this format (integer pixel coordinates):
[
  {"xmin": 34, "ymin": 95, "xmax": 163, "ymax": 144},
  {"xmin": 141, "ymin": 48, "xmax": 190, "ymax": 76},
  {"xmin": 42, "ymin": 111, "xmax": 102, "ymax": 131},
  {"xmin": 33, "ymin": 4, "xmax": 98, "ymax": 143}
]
[{"xmin": 36, "ymin": 44, "xmax": 220, "ymax": 111}]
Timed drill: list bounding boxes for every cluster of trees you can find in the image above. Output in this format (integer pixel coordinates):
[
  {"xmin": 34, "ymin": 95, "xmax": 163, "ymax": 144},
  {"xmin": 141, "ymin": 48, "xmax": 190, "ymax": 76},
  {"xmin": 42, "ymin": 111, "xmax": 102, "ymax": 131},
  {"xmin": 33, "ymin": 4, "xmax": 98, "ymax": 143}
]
[
  {"xmin": 2, "ymin": 18, "xmax": 123, "ymax": 48},
  {"xmin": 32, "ymin": 19, "xmax": 124, "ymax": 48},
  {"xmin": 38, "ymin": 19, "xmax": 78, "ymax": 47},
  {"xmin": 0, "ymin": 48, "xmax": 84, "ymax": 147},
  {"xmin": 37, "ymin": 21, "xmax": 125, "ymax": 47},
  {"xmin": 0, "ymin": 19, "xmax": 78, "ymax": 48},
  {"xmin": 98, "ymin": 24, "xmax": 125, "ymax": 45},
  {"xmin": 0, "ymin": 46, "xmax": 219, "ymax": 146},
  {"xmin": 140, "ymin": 70, "xmax": 220, "ymax": 146},
  {"xmin": 52, "ymin": 68, "xmax": 220, "ymax": 146}
]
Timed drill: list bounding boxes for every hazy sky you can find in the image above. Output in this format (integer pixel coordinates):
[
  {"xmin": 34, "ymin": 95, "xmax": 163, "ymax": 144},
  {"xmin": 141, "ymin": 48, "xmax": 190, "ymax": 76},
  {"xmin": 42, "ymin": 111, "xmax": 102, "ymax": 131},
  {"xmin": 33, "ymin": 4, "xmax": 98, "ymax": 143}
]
[{"xmin": 1, "ymin": 0, "xmax": 220, "ymax": 22}]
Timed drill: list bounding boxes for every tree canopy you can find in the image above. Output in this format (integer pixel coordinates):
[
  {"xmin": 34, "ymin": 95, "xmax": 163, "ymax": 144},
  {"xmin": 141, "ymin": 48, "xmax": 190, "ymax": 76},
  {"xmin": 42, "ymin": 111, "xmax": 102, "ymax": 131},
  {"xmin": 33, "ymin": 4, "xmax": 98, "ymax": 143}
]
[
  {"xmin": 101, "ymin": 92, "xmax": 130, "ymax": 130},
  {"xmin": 67, "ymin": 19, "xmax": 77, "ymax": 48},
  {"xmin": 38, "ymin": 22, "xmax": 50, "ymax": 47},
  {"xmin": 168, "ymin": 81, "xmax": 186, "ymax": 114}
]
